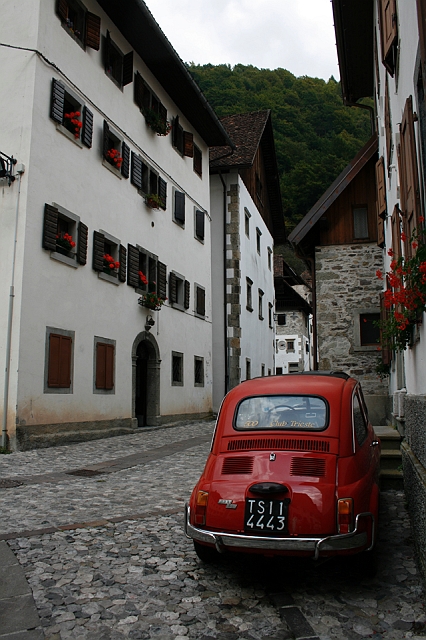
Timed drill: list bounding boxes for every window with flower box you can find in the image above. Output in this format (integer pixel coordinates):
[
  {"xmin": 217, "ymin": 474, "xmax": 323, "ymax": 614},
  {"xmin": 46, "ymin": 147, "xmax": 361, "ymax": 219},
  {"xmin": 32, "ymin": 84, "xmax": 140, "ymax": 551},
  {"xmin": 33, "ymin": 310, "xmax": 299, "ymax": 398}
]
[
  {"xmin": 172, "ymin": 115, "xmax": 194, "ymax": 158},
  {"xmin": 50, "ymin": 79, "xmax": 93, "ymax": 148},
  {"xmin": 56, "ymin": 0, "xmax": 100, "ymax": 50},
  {"xmin": 103, "ymin": 121, "xmax": 130, "ymax": 179},
  {"xmin": 173, "ymin": 189, "xmax": 185, "ymax": 226},
  {"xmin": 42, "ymin": 203, "xmax": 88, "ymax": 268},
  {"xmin": 130, "ymin": 152, "xmax": 167, "ymax": 209},
  {"xmin": 169, "ymin": 271, "xmax": 190, "ymax": 311},
  {"xmin": 194, "ymin": 208, "xmax": 205, "ymax": 242},
  {"xmin": 44, "ymin": 327, "xmax": 74, "ymax": 394},
  {"xmin": 94, "ymin": 337, "xmax": 115, "ymax": 393},
  {"xmin": 104, "ymin": 30, "xmax": 133, "ymax": 89},
  {"xmin": 127, "ymin": 244, "xmax": 167, "ymax": 300},
  {"xmin": 134, "ymin": 72, "xmax": 169, "ymax": 136},
  {"xmin": 93, "ymin": 230, "xmax": 126, "ymax": 285}
]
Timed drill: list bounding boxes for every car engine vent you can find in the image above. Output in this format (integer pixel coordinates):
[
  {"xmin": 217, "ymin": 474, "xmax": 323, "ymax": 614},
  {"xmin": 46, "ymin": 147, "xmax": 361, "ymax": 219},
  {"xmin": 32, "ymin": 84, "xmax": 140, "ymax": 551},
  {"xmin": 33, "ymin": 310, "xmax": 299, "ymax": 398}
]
[
  {"xmin": 227, "ymin": 438, "xmax": 330, "ymax": 453},
  {"xmin": 222, "ymin": 456, "xmax": 254, "ymax": 475},
  {"xmin": 290, "ymin": 457, "xmax": 326, "ymax": 477}
]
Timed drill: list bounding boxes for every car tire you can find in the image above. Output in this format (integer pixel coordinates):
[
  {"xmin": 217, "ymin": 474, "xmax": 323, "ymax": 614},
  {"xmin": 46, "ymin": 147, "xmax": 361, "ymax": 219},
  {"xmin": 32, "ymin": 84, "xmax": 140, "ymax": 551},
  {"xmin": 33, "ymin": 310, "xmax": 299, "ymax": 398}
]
[{"xmin": 193, "ymin": 541, "xmax": 219, "ymax": 563}]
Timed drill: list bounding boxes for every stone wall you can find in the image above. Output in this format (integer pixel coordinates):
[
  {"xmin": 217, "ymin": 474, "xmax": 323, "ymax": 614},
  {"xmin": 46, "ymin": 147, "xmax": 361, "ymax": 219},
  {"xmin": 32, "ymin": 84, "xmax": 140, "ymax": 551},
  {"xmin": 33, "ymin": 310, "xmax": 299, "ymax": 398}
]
[
  {"xmin": 315, "ymin": 243, "xmax": 387, "ymax": 422},
  {"xmin": 226, "ymin": 183, "xmax": 242, "ymax": 389}
]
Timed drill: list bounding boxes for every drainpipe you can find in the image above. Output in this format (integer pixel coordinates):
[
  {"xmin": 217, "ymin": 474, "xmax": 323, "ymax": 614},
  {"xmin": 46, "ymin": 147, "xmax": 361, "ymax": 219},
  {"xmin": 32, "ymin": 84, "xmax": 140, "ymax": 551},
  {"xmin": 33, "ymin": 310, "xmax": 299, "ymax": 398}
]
[
  {"xmin": 305, "ymin": 256, "xmax": 318, "ymax": 371},
  {"xmin": 2, "ymin": 165, "xmax": 24, "ymax": 449},
  {"xmin": 218, "ymin": 171, "xmax": 230, "ymax": 396},
  {"xmin": 347, "ymin": 102, "xmax": 376, "ymax": 136}
]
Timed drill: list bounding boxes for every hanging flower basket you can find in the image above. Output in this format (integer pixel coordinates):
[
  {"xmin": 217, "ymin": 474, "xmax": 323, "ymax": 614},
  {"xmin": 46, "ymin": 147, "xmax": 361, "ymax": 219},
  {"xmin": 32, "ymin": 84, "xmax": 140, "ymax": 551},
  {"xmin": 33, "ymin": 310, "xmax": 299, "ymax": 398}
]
[
  {"xmin": 144, "ymin": 193, "xmax": 163, "ymax": 210},
  {"xmin": 143, "ymin": 108, "xmax": 172, "ymax": 136},
  {"xmin": 138, "ymin": 292, "xmax": 166, "ymax": 311}
]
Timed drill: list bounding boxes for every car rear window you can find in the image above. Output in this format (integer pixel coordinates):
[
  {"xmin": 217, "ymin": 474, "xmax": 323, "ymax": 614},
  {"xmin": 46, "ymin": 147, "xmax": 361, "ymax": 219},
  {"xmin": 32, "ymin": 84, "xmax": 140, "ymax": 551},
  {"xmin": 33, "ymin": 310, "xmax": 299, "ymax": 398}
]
[{"xmin": 234, "ymin": 395, "xmax": 328, "ymax": 431}]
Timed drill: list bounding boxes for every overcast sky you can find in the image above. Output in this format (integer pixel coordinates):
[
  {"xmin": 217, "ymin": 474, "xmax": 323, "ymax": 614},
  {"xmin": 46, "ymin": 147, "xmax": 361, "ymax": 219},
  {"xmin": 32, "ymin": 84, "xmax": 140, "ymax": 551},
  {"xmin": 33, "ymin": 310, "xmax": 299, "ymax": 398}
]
[{"xmin": 144, "ymin": 0, "xmax": 340, "ymax": 81}]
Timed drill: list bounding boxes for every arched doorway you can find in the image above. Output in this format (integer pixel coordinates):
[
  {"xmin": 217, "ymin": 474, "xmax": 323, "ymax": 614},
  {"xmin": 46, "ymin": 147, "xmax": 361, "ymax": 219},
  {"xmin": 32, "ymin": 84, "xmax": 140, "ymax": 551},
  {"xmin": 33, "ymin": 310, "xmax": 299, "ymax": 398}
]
[{"xmin": 132, "ymin": 332, "xmax": 161, "ymax": 427}]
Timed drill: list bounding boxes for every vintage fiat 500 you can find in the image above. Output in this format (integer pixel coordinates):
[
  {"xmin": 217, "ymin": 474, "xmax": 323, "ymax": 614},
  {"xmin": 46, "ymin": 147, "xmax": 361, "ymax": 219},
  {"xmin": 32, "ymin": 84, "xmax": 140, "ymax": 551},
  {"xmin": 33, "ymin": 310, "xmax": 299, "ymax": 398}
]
[{"xmin": 185, "ymin": 372, "xmax": 381, "ymax": 562}]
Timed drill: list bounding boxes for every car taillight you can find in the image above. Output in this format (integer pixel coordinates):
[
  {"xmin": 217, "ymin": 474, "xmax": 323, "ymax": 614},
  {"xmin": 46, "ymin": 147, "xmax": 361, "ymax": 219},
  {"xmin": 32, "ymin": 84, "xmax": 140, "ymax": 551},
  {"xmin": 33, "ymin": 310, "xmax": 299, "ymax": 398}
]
[
  {"xmin": 337, "ymin": 498, "xmax": 354, "ymax": 533},
  {"xmin": 194, "ymin": 491, "xmax": 209, "ymax": 525}
]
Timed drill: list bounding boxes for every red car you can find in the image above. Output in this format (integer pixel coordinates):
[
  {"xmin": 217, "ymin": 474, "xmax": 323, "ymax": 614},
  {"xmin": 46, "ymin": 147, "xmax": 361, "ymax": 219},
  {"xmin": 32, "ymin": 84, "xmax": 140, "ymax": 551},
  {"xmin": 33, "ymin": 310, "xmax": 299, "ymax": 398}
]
[{"xmin": 185, "ymin": 372, "xmax": 381, "ymax": 562}]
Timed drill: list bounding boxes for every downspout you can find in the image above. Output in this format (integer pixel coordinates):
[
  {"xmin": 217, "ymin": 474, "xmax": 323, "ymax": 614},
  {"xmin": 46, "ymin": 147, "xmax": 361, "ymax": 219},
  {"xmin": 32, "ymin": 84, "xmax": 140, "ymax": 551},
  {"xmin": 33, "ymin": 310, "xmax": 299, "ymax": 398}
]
[
  {"xmin": 218, "ymin": 171, "xmax": 230, "ymax": 396},
  {"xmin": 346, "ymin": 102, "xmax": 376, "ymax": 136},
  {"xmin": 2, "ymin": 165, "xmax": 24, "ymax": 449},
  {"xmin": 305, "ymin": 256, "xmax": 318, "ymax": 371}
]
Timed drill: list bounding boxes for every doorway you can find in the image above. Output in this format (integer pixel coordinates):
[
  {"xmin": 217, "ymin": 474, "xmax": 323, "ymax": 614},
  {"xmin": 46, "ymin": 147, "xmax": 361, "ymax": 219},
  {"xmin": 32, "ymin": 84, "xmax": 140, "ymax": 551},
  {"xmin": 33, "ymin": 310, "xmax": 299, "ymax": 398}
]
[
  {"xmin": 132, "ymin": 332, "xmax": 160, "ymax": 427},
  {"xmin": 136, "ymin": 342, "xmax": 149, "ymax": 426}
]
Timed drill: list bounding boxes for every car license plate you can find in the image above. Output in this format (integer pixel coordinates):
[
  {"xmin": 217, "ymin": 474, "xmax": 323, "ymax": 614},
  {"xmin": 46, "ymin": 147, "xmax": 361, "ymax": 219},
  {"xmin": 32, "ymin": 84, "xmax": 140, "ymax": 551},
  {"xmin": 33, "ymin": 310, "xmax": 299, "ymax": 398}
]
[{"xmin": 244, "ymin": 498, "xmax": 289, "ymax": 534}]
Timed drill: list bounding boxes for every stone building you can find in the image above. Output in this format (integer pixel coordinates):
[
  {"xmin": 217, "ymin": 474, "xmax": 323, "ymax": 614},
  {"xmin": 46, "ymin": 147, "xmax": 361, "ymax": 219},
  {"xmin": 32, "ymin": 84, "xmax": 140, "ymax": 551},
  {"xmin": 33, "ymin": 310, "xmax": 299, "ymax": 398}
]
[{"xmin": 289, "ymin": 135, "xmax": 387, "ymax": 424}]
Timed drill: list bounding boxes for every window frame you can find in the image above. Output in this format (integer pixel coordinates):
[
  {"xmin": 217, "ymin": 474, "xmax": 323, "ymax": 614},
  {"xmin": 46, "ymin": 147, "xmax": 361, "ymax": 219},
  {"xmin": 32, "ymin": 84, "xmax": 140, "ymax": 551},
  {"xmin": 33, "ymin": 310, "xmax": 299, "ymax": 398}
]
[
  {"xmin": 50, "ymin": 78, "xmax": 93, "ymax": 148},
  {"xmin": 172, "ymin": 351, "xmax": 184, "ymax": 386},
  {"xmin": 104, "ymin": 30, "xmax": 133, "ymax": 89},
  {"xmin": 256, "ymin": 227, "xmax": 262, "ymax": 254},
  {"xmin": 56, "ymin": 0, "xmax": 101, "ymax": 50},
  {"xmin": 353, "ymin": 308, "xmax": 381, "ymax": 351},
  {"xmin": 244, "ymin": 208, "xmax": 251, "ymax": 238},
  {"xmin": 246, "ymin": 277, "xmax": 253, "ymax": 312},
  {"xmin": 258, "ymin": 289, "xmax": 264, "ymax": 321},
  {"xmin": 93, "ymin": 229, "xmax": 126, "ymax": 285},
  {"xmin": 43, "ymin": 202, "xmax": 88, "ymax": 268},
  {"xmin": 169, "ymin": 271, "xmax": 190, "ymax": 311},
  {"xmin": 194, "ymin": 356, "xmax": 204, "ymax": 387},
  {"xmin": 353, "ymin": 205, "xmax": 369, "ymax": 240},
  {"xmin": 103, "ymin": 121, "xmax": 130, "ymax": 179}
]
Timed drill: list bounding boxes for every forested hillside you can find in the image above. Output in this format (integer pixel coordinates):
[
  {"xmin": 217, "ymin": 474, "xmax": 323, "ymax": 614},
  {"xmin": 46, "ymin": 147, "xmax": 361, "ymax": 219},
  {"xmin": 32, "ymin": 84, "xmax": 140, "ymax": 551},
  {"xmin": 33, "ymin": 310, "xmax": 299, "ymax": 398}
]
[{"xmin": 188, "ymin": 64, "xmax": 372, "ymax": 232}]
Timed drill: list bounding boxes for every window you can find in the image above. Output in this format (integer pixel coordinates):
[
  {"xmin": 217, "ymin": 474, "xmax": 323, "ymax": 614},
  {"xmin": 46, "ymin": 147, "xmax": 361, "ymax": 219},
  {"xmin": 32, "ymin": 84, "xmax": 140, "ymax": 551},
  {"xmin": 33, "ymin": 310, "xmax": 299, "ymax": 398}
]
[
  {"xmin": 172, "ymin": 115, "xmax": 194, "ymax": 158},
  {"xmin": 173, "ymin": 189, "xmax": 185, "ymax": 225},
  {"xmin": 256, "ymin": 172, "xmax": 263, "ymax": 203},
  {"xmin": 56, "ymin": 0, "xmax": 100, "ymax": 50},
  {"xmin": 103, "ymin": 121, "xmax": 130, "ymax": 179},
  {"xmin": 376, "ymin": 157, "xmax": 387, "ymax": 245},
  {"xmin": 194, "ymin": 356, "xmax": 204, "ymax": 387},
  {"xmin": 276, "ymin": 367, "xmax": 283, "ymax": 375},
  {"xmin": 353, "ymin": 206, "xmax": 369, "ymax": 239},
  {"xmin": 130, "ymin": 152, "xmax": 166, "ymax": 208},
  {"xmin": 235, "ymin": 395, "xmax": 327, "ymax": 431},
  {"xmin": 286, "ymin": 340, "xmax": 295, "ymax": 353},
  {"xmin": 261, "ymin": 364, "xmax": 265, "ymax": 377},
  {"xmin": 360, "ymin": 313, "xmax": 380, "ymax": 346},
  {"xmin": 277, "ymin": 314, "xmax": 286, "ymax": 326},
  {"xmin": 104, "ymin": 31, "xmax": 133, "ymax": 88},
  {"xmin": 399, "ymin": 96, "xmax": 421, "ymax": 259},
  {"xmin": 353, "ymin": 391, "xmax": 368, "ymax": 446},
  {"xmin": 269, "ymin": 303, "xmax": 273, "ymax": 328},
  {"xmin": 246, "ymin": 278, "xmax": 253, "ymax": 311},
  {"xmin": 244, "ymin": 208, "xmax": 251, "ymax": 237},
  {"xmin": 45, "ymin": 327, "xmax": 74, "ymax": 393},
  {"xmin": 50, "ymin": 78, "xmax": 93, "ymax": 148},
  {"xmin": 267, "ymin": 247, "xmax": 272, "ymax": 270},
  {"xmin": 172, "ymin": 352, "xmax": 183, "ymax": 386},
  {"xmin": 258, "ymin": 289, "xmax": 264, "ymax": 320},
  {"xmin": 378, "ymin": 0, "xmax": 398, "ymax": 76},
  {"xmin": 256, "ymin": 228, "xmax": 262, "ymax": 254},
  {"xmin": 93, "ymin": 230, "xmax": 126, "ymax": 284},
  {"xmin": 43, "ymin": 203, "xmax": 88, "ymax": 267},
  {"xmin": 94, "ymin": 338, "xmax": 115, "ymax": 393},
  {"xmin": 195, "ymin": 209, "xmax": 205, "ymax": 242},
  {"xmin": 193, "ymin": 144, "xmax": 202, "ymax": 177},
  {"xmin": 195, "ymin": 284, "xmax": 206, "ymax": 318},
  {"xmin": 289, "ymin": 362, "xmax": 299, "ymax": 373},
  {"xmin": 169, "ymin": 271, "xmax": 190, "ymax": 311},
  {"xmin": 268, "ymin": 369, "xmax": 272, "ymax": 376},
  {"xmin": 127, "ymin": 244, "xmax": 167, "ymax": 299},
  {"xmin": 246, "ymin": 358, "xmax": 251, "ymax": 380},
  {"xmin": 134, "ymin": 72, "xmax": 168, "ymax": 135}
]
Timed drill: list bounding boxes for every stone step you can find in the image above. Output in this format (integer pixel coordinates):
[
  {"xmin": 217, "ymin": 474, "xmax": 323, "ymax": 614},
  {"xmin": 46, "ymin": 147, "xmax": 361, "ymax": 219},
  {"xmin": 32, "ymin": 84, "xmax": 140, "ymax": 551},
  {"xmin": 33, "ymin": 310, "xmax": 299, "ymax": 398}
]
[
  {"xmin": 380, "ymin": 468, "xmax": 404, "ymax": 491},
  {"xmin": 379, "ymin": 449, "xmax": 402, "ymax": 470},
  {"xmin": 373, "ymin": 425, "xmax": 402, "ymax": 449}
]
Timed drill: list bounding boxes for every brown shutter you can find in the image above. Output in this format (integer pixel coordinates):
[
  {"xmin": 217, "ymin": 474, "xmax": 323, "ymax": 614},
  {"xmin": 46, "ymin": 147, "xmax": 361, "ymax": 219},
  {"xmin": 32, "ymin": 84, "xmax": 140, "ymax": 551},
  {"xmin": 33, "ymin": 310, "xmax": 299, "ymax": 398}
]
[
  {"xmin": 193, "ymin": 145, "xmax": 202, "ymax": 176},
  {"xmin": 158, "ymin": 177, "xmax": 167, "ymax": 209},
  {"xmin": 380, "ymin": 292, "xmax": 392, "ymax": 365},
  {"xmin": 56, "ymin": 0, "xmax": 68, "ymax": 21},
  {"xmin": 184, "ymin": 131, "xmax": 194, "ymax": 157},
  {"xmin": 118, "ymin": 245, "xmax": 127, "ymax": 282},
  {"xmin": 103, "ymin": 120, "xmax": 110, "ymax": 160},
  {"xmin": 196, "ymin": 287, "xmax": 205, "ymax": 316},
  {"xmin": 43, "ymin": 204, "xmax": 58, "ymax": 251},
  {"xmin": 93, "ymin": 231, "xmax": 105, "ymax": 271},
  {"xmin": 157, "ymin": 261, "xmax": 167, "ymax": 300},
  {"xmin": 384, "ymin": 77, "xmax": 392, "ymax": 165},
  {"xmin": 377, "ymin": 216, "xmax": 385, "ymax": 247},
  {"xmin": 134, "ymin": 71, "xmax": 144, "ymax": 109},
  {"xmin": 130, "ymin": 152, "xmax": 142, "ymax": 190},
  {"xmin": 169, "ymin": 272, "xmax": 177, "ymax": 303},
  {"xmin": 391, "ymin": 205, "xmax": 402, "ymax": 261},
  {"xmin": 122, "ymin": 51, "xmax": 134, "ymax": 87},
  {"xmin": 77, "ymin": 221, "xmax": 88, "ymax": 265},
  {"xmin": 184, "ymin": 280, "xmax": 190, "ymax": 309},
  {"xmin": 399, "ymin": 96, "xmax": 421, "ymax": 258},
  {"xmin": 379, "ymin": 0, "xmax": 398, "ymax": 75},
  {"xmin": 121, "ymin": 142, "xmax": 130, "ymax": 179},
  {"xmin": 159, "ymin": 103, "xmax": 167, "ymax": 129},
  {"xmin": 85, "ymin": 12, "xmax": 101, "ymax": 50},
  {"xmin": 48, "ymin": 334, "xmax": 72, "ymax": 388},
  {"xmin": 376, "ymin": 157, "xmax": 387, "ymax": 219},
  {"xmin": 104, "ymin": 30, "xmax": 112, "ymax": 73},
  {"xmin": 50, "ymin": 79, "xmax": 65, "ymax": 123},
  {"xmin": 82, "ymin": 106, "xmax": 93, "ymax": 148},
  {"xmin": 96, "ymin": 343, "xmax": 114, "ymax": 390},
  {"xmin": 127, "ymin": 244, "xmax": 140, "ymax": 287}
]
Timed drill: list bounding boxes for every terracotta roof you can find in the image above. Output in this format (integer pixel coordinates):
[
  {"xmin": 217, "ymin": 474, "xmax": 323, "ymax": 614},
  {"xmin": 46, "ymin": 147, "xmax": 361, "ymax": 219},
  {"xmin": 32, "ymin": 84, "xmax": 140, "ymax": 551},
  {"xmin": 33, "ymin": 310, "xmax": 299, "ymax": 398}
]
[{"xmin": 210, "ymin": 110, "xmax": 271, "ymax": 168}]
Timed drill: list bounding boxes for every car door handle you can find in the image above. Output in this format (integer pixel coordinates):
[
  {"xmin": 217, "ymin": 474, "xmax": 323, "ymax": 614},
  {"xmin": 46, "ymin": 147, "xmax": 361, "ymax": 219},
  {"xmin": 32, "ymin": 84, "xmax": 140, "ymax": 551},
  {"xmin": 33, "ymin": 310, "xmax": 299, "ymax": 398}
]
[{"xmin": 370, "ymin": 440, "xmax": 380, "ymax": 447}]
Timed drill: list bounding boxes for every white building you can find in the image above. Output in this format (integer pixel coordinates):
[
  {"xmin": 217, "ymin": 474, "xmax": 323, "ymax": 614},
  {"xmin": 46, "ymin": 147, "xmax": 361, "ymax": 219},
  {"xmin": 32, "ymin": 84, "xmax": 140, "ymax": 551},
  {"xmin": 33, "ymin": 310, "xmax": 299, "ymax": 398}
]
[
  {"xmin": 0, "ymin": 0, "xmax": 232, "ymax": 450},
  {"xmin": 331, "ymin": 0, "xmax": 426, "ymax": 582},
  {"xmin": 209, "ymin": 111, "xmax": 286, "ymax": 412}
]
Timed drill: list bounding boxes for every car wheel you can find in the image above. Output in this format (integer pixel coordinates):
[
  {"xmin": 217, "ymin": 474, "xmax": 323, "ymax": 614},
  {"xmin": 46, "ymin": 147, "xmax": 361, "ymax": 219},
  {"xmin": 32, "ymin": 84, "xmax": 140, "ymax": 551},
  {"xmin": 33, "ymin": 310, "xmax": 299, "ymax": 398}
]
[{"xmin": 193, "ymin": 540, "xmax": 219, "ymax": 563}]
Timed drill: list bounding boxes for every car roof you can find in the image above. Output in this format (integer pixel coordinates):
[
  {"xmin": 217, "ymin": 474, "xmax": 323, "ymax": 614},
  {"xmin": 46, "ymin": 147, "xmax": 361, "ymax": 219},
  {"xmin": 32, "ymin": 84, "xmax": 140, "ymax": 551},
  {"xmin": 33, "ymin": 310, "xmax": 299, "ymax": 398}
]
[{"xmin": 227, "ymin": 372, "xmax": 354, "ymax": 399}]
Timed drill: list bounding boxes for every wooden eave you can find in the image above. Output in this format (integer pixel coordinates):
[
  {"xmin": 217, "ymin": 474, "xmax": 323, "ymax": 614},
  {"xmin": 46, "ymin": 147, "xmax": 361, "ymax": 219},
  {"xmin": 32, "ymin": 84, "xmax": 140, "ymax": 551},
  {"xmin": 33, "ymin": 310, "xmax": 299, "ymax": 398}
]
[
  {"xmin": 274, "ymin": 279, "xmax": 312, "ymax": 315},
  {"xmin": 288, "ymin": 134, "xmax": 378, "ymax": 246},
  {"xmin": 331, "ymin": 0, "xmax": 374, "ymax": 104},
  {"xmin": 96, "ymin": 0, "xmax": 233, "ymax": 147}
]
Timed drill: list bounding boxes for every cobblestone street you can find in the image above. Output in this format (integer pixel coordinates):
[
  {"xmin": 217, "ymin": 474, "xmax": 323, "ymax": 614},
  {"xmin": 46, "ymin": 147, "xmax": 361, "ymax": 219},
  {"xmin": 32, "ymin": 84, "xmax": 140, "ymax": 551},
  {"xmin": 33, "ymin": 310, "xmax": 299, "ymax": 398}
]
[{"xmin": 0, "ymin": 420, "xmax": 425, "ymax": 640}]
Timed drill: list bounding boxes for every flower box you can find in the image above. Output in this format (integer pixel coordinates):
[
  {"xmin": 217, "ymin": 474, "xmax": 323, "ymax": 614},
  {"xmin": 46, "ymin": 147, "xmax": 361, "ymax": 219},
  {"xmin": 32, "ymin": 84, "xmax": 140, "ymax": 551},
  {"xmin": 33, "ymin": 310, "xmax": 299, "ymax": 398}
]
[
  {"xmin": 138, "ymin": 292, "xmax": 166, "ymax": 311},
  {"xmin": 144, "ymin": 194, "xmax": 163, "ymax": 210}
]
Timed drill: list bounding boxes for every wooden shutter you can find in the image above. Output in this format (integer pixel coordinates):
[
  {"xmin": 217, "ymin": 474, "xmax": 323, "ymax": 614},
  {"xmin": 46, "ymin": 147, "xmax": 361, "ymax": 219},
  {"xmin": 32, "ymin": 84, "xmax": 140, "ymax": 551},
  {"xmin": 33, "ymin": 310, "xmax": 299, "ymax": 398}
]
[
  {"xmin": 93, "ymin": 231, "xmax": 105, "ymax": 271},
  {"xmin": 103, "ymin": 120, "xmax": 110, "ymax": 160},
  {"xmin": 159, "ymin": 103, "xmax": 167, "ymax": 128},
  {"xmin": 48, "ymin": 334, "xmax": 72, "ymax": 388},
  {"xmin": 173, "ymin": 116, "xmax": 184, "ymax": 153},
  {"xmin": 141, "ymin": 162, "xmax": 149, "ymax": 193},
  {"xmin": 134, "ymin": 71, "xmax": 144, "ymax": 109},
  {"xmin": 377, "ymin": 216, "xmax": 385, "ymax": 247},
  {"xmin": 142, "ymin": 80, "xmax": 151, "ymax": 113},
  {"xmin": 195, "ymin": 210, "xmax": 205, "ymax": 240},
  {"xmin": 174, "ymin": 191, "xmax": 185, "ymax": 224},
  {"xmin": 149, "ymin": 170, "xmax": 158, "ymax": 196},
  {"xmin": 157, "ymin": 262, "xmax": 167, "ymax": 300},
  {"xmin": 379, "ymin": 0, "xmax": 398, "ymax": 75},
  {"xmin": 418, "ymin": 0, "xmax": 426, "ymax": 85},
  {"xmin": 158, "ymin": 177, "xmax": 167, "ymax": 209},
  {"xmin": 380, "ymin": 292, "xmax": 392, "ymax": 365},
  {"xmin": 96, "ymin": 343, "xmax": 114, "ymax": 390},
  {"xmin": 77, "ymin": 221, "xmax": 88, "ymax": 265},
  {"xmin": 391, "ymin": 205, "xmax": 402, "ymax": 262},
  {"xmin": 127, "ymin": 244, "xmax": 140, "ymax": 287},
  {"xmin": 169, "ymin": 272, "xmax": 177, "ymax": 303},
  {"xmin": 82, "ymin": 106, "xmax": 93, "ymax": 148},
  {"xmin": 196, "ymin": 287, "xmax": 205, "ymax": 316},
  {"xmin": 121, "ymin": 142, "xmax": 130, "ymax": 179},
  {"xmin": 376, "ymin": 157, "xmax": 387, "ymax": 219},
  {"xmin": 194, "ymin": 145, "xmax": 202, "ymax": 176},
  {"xmin": 118, "ymin": 245, "xmax": 127, "ymax": 282},
  {"xmin": 131, "ymin": 152, "xmax": 142, "ymax": 189},
  {"xmin": 184, "ymin": 131, "xmax": 194, "ymax": 157},
  {"xmin": 122, "ymin": 51, "xmax": 134, "ymax": 87},
  {"xmin": 43, "ymin": 204, "xmax": 58, "ymax": 251},
  {"xmin": 399, "ymin": 96, "xmax": 421, "ymax": 258},
  {"xmin": 56, "ymin": 0, "xmax": 68, "ymax": 21},
  {"xmin": 384, "ymin": 78, "xmax": 392, "ymax": 165},
  {"xmin": 104, "ymin": 30, "xmax": 112, "ymax": 73},
  {"xmin": 50, "ymin": 79, "xmax": 65, "ymax": 123},
  {"xmin": 184, "ymin": 280, "xmax": 190, "ymax": 309},
  {"xmin": 85, "ymin": 12, "xmax": 101, "ymax": 50}
]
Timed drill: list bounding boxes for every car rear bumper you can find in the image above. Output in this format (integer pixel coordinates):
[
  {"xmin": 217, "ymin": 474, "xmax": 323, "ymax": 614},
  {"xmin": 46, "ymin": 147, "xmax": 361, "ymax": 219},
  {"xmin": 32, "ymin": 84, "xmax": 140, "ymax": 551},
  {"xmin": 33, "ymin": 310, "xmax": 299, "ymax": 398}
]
[{"xmin": 184, "ymin": 504, "xmax": 374, "ymax": 559}]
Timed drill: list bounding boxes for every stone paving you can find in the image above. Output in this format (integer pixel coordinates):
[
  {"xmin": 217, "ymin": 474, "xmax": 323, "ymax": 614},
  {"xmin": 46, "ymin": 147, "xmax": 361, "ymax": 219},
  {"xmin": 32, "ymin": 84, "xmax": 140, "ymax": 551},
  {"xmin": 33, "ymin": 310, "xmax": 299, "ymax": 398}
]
[{"xmin": 0, "ymin": 419, "xmax": 425, "ymax": 640}]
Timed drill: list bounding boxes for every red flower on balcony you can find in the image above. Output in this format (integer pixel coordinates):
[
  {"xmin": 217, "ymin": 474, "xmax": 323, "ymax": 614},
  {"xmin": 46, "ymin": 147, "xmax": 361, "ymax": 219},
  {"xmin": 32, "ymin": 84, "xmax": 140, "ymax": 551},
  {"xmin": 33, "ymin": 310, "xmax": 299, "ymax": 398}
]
[{"xmin": 106, "ymin": 148, "xmax": 123, "ymax": 169}]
